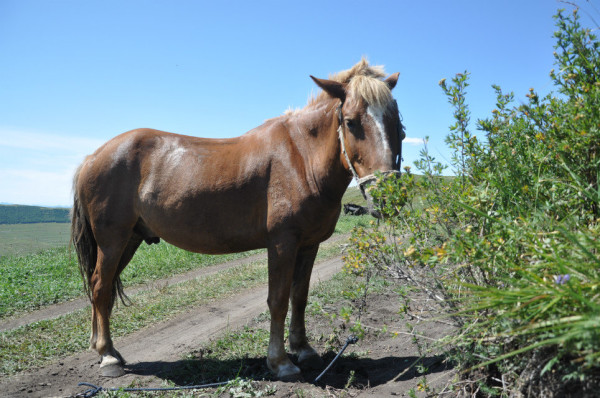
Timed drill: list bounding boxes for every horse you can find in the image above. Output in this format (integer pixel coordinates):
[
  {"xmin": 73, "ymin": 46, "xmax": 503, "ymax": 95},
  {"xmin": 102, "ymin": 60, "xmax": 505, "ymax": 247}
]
[{"xmin": 71, "ymin": 58, "xmax": 405, "ymax": 380}]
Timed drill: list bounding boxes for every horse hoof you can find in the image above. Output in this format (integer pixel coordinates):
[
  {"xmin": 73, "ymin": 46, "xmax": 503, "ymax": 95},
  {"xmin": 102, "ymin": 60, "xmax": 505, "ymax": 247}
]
[
  {"xmin": 267, "ymin": 358, "xmax": 302, "ymax": 381},
  {"xmin": 100, "ymin": 362, "xmax": 125, "ymax": 377},
  {"xmin": 277, "ymin": 363, "xmax": 303, "ymax": 382},
  {"xmin": 100, "ymin": 353, "xmax": 125, "ymax": 377},
  {"xmin": 298, "ymin": 351, "xmax": 324, "ymax": 370}
]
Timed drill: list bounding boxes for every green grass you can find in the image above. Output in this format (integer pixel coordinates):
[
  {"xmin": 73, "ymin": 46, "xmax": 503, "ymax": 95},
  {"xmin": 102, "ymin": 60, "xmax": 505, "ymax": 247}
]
[
  {"xmin": 0, "ymin": 223, "xmax": 71, "ymax": 256},
  {"xmin": 0, "ymin": 246, "xmax": 82, "ymax": 319},
  {"xmin": 0, "ymin": 238, "xmax": 349, "ymax": 376},
  {"xmin": 334, "ymin": 213, "xmax": 371, "ymax": 234},
  {"xmin": 0, "ymin": 259, "xmax": 270, "ymax": 376},
  {"xmin": 341, "ymin": 186, "xmax": 368, "ymax": 206},
  {"xmin": 0, "ymin": 243, "xmax": 263, "ymax": 320},
  {"xmin": 0, "ymin": 207, "xmax": 370, "ymax": 321}
]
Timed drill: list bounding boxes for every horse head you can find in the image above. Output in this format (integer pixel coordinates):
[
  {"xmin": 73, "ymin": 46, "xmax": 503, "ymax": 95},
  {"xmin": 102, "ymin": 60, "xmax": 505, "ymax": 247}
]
[{"xmin": 311, "ymin": 66, "xmax": 404, "ymax": 216}]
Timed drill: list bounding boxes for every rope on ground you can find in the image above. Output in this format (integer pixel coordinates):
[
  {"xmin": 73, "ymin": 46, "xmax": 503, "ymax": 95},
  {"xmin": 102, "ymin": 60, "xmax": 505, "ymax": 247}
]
[{"xmin": 75, "ymin": 334, "xmax": 358, "ymax": 397}]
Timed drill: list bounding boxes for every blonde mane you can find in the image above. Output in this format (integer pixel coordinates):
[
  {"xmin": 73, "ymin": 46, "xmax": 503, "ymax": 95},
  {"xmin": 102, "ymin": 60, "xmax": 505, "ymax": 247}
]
[
  {"xmin": 282, "ymin": 58, "xmax": 394, "ymax": 118},
  {"xmin": 314, "ymin": 57, "xmax": 393, "ymax": 109}
]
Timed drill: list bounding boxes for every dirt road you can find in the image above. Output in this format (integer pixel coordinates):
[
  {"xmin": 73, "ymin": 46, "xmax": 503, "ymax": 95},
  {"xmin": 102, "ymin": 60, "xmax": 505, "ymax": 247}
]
[
  {"xmin": 0, "ymin": 236, "xmax": 455, "ymax": 397},
  {"xmin": 0, "ymin": 254, "xmax": 345, "ymax": 397}
]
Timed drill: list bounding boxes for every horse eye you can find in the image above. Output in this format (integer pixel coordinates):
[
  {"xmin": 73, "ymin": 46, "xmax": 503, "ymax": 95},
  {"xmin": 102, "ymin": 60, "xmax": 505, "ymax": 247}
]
[{"xmin": 345, "ymin": 119, "xmax": 356, "ymax": 129}]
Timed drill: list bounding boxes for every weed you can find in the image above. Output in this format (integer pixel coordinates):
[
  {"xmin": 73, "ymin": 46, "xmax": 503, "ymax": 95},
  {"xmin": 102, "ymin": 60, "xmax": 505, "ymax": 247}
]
[
  {"xmin": 344, "ymin": 369, "xmax": 356, "ymax": 389},
  {"xmin": 219, "ymin": 378, "xmax": 276, "ymax": 398}
]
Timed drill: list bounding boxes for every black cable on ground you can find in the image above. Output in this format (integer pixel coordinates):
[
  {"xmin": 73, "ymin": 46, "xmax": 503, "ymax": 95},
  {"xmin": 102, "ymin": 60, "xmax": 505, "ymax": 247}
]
[{"xmin": 314, "ymin": 335, "xmax": 358, "ymax": 383}]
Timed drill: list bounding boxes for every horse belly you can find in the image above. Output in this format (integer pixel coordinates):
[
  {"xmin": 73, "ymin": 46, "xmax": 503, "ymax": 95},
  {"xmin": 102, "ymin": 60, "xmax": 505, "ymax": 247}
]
[{"xmin": 139, "ymin": 193, "xmax": 268, "ymax": 255}]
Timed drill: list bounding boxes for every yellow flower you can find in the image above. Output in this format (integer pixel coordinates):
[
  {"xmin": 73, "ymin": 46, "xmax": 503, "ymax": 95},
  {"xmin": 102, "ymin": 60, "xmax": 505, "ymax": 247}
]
[
  {"xmin": 435, "ymin": 245, "xmax": 447, "ymax": 259},
  {"xmin": 403, "ymin": 246, "xmax": 416, "ymax": 257}
]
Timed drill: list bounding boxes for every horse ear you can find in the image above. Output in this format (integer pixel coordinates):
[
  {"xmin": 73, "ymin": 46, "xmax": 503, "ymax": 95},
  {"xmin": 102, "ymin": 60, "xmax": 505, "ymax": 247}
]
[
  {"xmin": 310, "ymin": 76, "xmax": 346, "ymax": 101},
  {"xmin": 384, "ymin": 72, "xmax": 400, "ymax": 90}
]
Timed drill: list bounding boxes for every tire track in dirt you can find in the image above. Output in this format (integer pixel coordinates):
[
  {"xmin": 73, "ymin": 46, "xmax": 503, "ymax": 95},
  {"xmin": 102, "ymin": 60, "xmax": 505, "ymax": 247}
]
[
  {"xmin": 0, "ymin": 249, "xmax": 345, "ymax": 397},
  {"xmin": 0, "ymin": 234, "xmax": 348, "ymax": 333},
  {"xmin": 0, "ymin": 252, "xmax": 268, "ymax": 333}
]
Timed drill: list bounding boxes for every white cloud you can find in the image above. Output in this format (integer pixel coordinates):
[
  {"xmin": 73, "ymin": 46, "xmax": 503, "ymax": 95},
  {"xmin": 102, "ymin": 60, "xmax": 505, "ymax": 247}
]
[
  {"xmin": 403, "ymin": 136, "xmax": 426, "ymax": 145},
  {"xmin": 0, "ymin": 129, "xmax": 104, "ymax": 155},
  {"xmin": 0, "ymin": 128, "xmax": 104, "ymax": 206},
  {"xmin": 0, "ymin": 168, "xmax": 75, "ymax": 207}
]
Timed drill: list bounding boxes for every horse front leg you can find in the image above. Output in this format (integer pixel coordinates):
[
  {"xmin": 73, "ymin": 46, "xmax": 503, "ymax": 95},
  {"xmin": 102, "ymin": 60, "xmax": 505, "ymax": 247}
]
[
  {"xmin": 266, "ymin": 238, "xmax": 300, "ymax": 380},
  {"xmin": 289, "ymin": 244, "xmax": 324, "ymax": 369}
]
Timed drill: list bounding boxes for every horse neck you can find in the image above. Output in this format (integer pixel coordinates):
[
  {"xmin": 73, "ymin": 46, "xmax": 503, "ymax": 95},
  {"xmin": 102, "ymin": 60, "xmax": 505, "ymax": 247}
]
[{"xmin": 292, "ymin": 101, "xmax": 352, "ymax": 202}]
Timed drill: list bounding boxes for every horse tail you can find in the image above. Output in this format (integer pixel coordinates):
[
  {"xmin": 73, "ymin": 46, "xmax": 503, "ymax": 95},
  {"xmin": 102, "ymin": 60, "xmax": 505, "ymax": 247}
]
[
  {"xmin": 71, "ymin": 163, "xmax": 130, "ymax": 307},
  {"xmin": 71, "ymin": 163, "xmax": 97, "ymax": 302}
]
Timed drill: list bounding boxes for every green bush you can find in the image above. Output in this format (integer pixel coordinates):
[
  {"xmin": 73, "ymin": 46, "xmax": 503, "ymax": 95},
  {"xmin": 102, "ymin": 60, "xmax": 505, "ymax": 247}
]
[{"xmin": 345, "ymin": 7, "xmax": 600, "ymax": 396}]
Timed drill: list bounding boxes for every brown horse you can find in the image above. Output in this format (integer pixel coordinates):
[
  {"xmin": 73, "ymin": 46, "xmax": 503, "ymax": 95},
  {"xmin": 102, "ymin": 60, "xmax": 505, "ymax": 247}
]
[{"xmin": 71, "ymin": 59, "xmax": 404, "ymax": 379}]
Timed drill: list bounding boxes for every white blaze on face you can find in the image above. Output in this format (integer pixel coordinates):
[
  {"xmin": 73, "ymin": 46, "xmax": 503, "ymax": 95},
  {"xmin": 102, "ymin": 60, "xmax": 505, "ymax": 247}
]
[{"xmin": 366, "ymin": 105, "xmax": 391, "ymax": 157}]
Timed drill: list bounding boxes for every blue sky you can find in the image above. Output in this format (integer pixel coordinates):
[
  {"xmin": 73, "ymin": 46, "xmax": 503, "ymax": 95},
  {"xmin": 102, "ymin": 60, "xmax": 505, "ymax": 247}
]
[{"xmin": 0, "ymin": 0, "xmax": 594, "ymax": 206}]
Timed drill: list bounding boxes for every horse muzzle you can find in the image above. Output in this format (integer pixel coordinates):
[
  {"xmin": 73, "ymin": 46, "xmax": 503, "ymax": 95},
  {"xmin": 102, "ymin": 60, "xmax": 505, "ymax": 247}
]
[{"xmin": 357, "ymin": 169, "xmax": 401, "ymax": 219}]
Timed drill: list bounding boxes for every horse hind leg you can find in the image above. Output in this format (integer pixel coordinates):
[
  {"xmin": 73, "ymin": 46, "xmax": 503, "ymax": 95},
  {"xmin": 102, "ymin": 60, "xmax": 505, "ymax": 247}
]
[{"xmin": 93, "ymin": 233, "xmax": 142, "ymax": 377}]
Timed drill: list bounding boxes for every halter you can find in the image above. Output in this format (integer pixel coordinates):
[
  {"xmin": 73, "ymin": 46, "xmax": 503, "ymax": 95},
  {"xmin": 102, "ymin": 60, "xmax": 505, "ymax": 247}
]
[{"xmin": 336, "ymin": 102, "xmax": 404, "ymax": 200}]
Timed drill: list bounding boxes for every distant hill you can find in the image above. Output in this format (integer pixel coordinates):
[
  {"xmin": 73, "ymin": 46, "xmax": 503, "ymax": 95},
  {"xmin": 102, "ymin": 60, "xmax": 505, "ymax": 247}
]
[{"xmin": 0, "ymin": 205, "xmax": 70, "ymax": 224}]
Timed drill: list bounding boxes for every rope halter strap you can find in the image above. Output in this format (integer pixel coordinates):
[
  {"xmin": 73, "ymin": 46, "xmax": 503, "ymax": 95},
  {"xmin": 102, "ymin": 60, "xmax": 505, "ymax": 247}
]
[{"xmin": 336, "ymin": 104, "xmax": 401, "ymax": 200}]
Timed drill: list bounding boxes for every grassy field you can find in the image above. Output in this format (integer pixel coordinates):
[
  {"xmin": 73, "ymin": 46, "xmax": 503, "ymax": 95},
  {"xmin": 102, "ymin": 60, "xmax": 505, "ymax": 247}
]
[
  {"xmin": 0, "ymin": 241, "xmax": 266, "ymax": 320},
  {"xmin": 0, "ymin": 239, "xmax": 349, "ymax": 376},
  {"xmin": 0, "ymin": 187, "xmax": 369, "ymax": 319},
  {"xmin": 0, "ymin": 223, "xmax": 70, "ymax": 256},
  {"xmin": 0, "ymin": 206, "xmax": 370, "ymax": 320},
  {"xmin": 0, "ymin": 258, "xmax": 272, "ymax": 376}
]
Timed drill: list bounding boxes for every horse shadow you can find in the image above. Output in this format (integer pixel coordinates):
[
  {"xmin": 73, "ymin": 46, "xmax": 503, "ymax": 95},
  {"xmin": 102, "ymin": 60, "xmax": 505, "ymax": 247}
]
[{"xmin": 126, "ymin": 350, "xmax": 453, "ymax": 390}]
